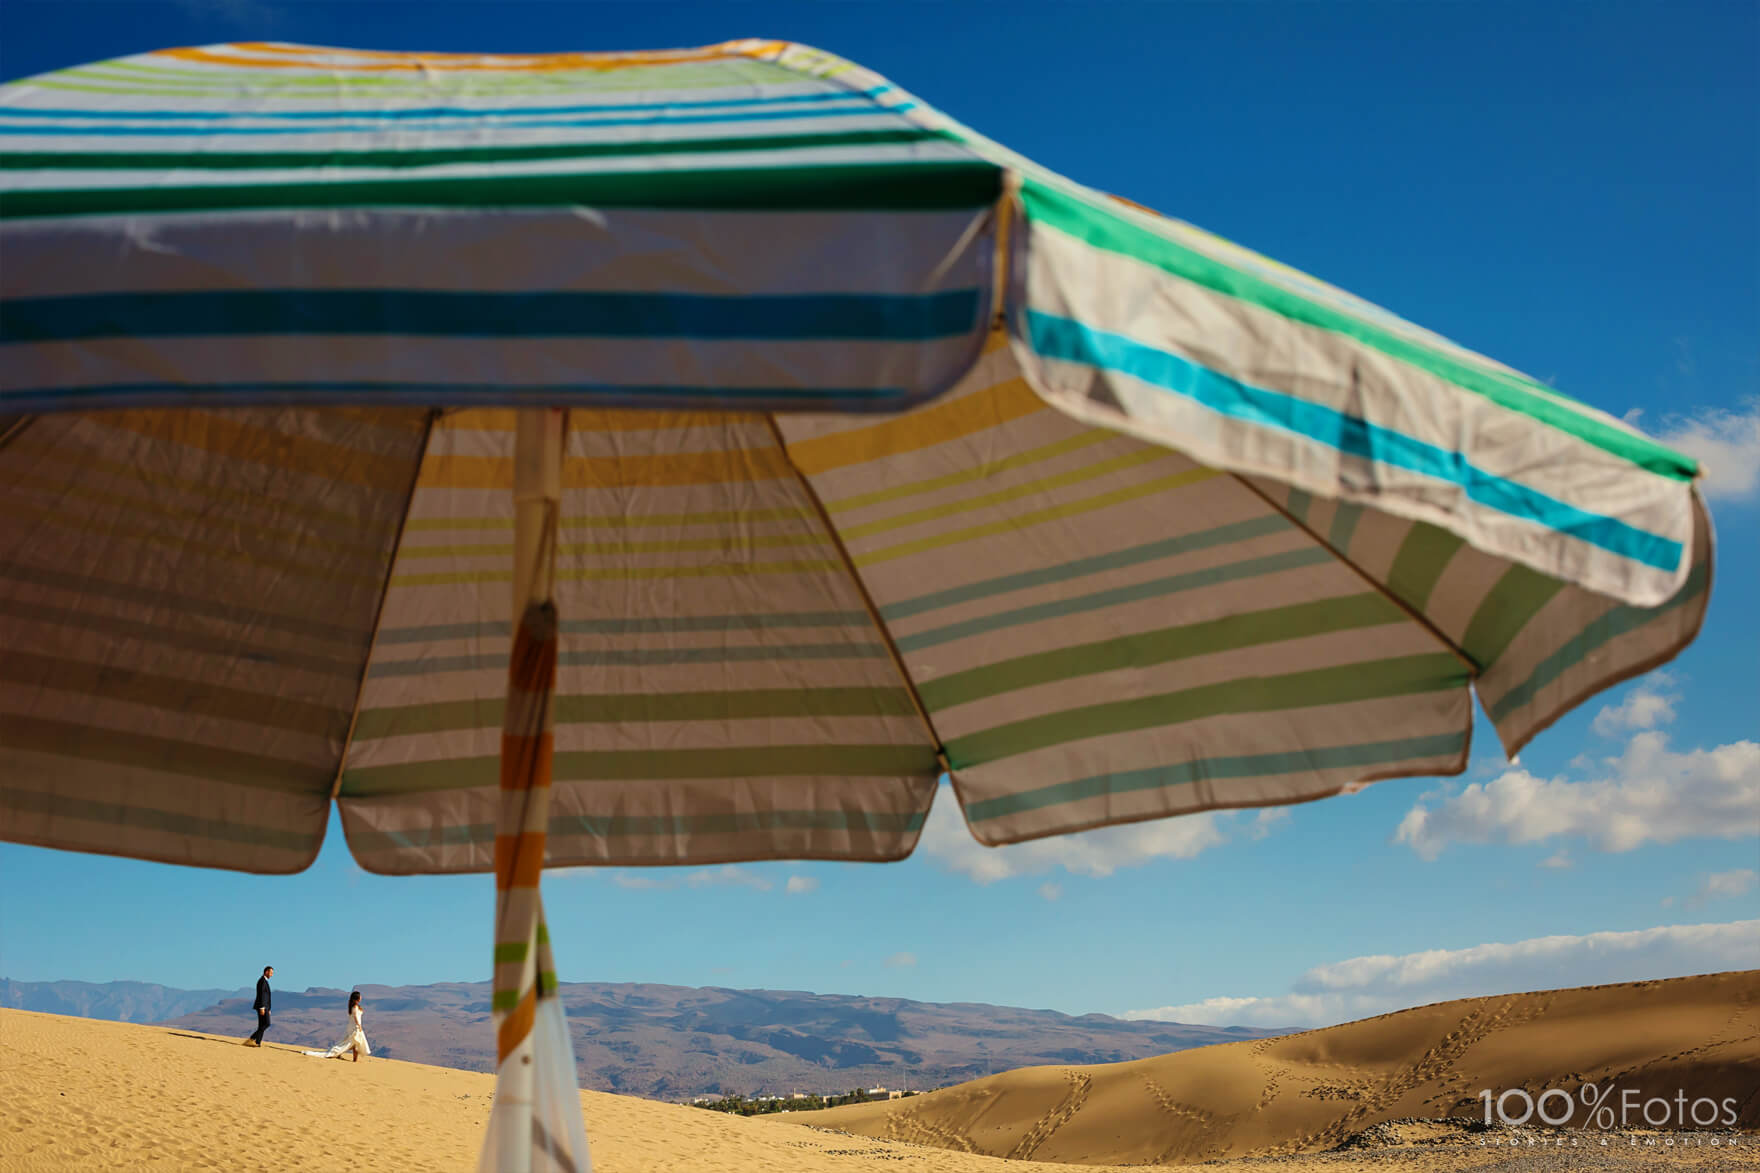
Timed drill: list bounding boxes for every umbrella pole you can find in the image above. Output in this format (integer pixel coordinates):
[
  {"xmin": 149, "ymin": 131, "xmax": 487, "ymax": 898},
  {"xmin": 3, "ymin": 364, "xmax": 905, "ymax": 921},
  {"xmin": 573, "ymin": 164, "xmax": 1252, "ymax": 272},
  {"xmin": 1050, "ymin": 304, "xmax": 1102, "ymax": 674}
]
[{"xmin": 486, "ymin": 407, "xmax": 566, "ymax": 1173}]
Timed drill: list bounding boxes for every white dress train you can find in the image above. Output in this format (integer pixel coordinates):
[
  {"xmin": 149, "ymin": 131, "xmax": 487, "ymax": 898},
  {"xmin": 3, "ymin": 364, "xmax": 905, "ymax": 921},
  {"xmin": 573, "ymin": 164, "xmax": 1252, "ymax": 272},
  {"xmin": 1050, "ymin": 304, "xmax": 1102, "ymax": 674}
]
[{"xmin": 304, "ymin": 1005, "xmax": 370, "ymax": 1059}]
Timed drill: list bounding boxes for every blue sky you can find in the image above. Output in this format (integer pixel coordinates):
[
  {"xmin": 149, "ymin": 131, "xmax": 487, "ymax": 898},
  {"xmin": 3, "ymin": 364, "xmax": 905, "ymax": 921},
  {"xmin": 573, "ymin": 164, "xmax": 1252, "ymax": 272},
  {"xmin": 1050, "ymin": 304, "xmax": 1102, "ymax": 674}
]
[{"xmin": 1, "ymin": 0, "xmax": 1755, "ymax": 1028}]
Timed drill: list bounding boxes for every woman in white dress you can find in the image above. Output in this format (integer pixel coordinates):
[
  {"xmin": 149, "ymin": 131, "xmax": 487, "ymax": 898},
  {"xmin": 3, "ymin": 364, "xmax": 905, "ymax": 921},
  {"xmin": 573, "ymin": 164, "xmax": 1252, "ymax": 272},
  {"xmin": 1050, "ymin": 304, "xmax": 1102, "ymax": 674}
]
[{"xmin": 304, "ymin": 990, "xmax": 370, "ymax": 1062}]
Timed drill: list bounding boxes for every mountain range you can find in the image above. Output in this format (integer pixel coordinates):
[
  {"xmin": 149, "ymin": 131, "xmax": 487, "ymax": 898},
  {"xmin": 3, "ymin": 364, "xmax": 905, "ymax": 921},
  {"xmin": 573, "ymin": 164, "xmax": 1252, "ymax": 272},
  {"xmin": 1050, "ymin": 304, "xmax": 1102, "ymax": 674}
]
[{"xmin": 2, "ymin": 977, "xmax": 1284, "ymax": 1099}]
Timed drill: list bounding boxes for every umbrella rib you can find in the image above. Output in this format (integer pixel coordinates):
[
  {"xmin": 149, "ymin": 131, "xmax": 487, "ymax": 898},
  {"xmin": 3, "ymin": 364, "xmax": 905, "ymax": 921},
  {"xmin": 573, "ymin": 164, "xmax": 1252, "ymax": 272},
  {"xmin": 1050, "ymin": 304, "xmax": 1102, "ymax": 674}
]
[
  {"xmin": 0, "ymin": 416, "xmax": 35, "ymax": 452},
  {"xmin": 763, "ymin": 413, "xmax": 951, "ymax": 772},
  {"xmin": 328, "ymin": 407, "xmax": 442, "ymax": 803},
  {"xmin": 1229, "ymin": 472, "xmax": 1480, "ymax": 678}
]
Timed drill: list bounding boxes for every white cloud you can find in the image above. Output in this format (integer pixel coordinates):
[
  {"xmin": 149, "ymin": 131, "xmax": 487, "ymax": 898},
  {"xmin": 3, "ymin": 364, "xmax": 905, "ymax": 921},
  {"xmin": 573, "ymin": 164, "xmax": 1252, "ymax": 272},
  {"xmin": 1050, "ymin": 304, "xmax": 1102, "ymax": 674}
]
[
  {"xmin": 688, "ymin": 866, "xmax": 772, "ymax": 891},
  {"xmin": 1539, "ymin": 850, "xmax": 1574, "ymax": 870},
  {"xmin": 1395, "ymin": 731, "xmax": 1759, "ymax": 859},
  {"xmin": 785, "ymin": 875, "xmax": 819, "ymax": 896},
  {"xmin": 1123, "ymin": 920, "xmax": 1760, "ymax": 1028},
  {"xmin": 1251, "ymin": 809, "xmax": 1292, "ymax": 839},
  {"xmin": 1687, "ymin": 869, "xmax": 1758, "ymax": 909},
  {"xmin": 1647, "ymin": 398, "xmax": 1760, "ymax": 503},
  {"xmin": 1038, "ymin": 882, "xmax": 1063, "ymax": 902},
  {"xmin": 916, "ymin": 788, "xmax": 1227, "ymax": 883},
  {"xmin": 606, "ymin": 865, "xmax": 774, "ymax": 892},
  {"xmin": 883, "ymin": 952, "xmax": 917, "ymax": 969},
  {"xmin": 1591, "ymin": 675, "xmax": 1678, "ymax": 737}
]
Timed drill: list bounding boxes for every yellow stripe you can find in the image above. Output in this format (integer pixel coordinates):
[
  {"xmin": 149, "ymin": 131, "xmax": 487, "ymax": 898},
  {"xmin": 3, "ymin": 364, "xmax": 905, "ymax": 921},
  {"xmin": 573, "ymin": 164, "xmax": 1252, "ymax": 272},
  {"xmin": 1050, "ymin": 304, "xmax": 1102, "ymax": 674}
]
[
  {"xmin": 854, "ymin": 467, "xmax": 1221, "ymax": 567},
  {"xmin": 390, "ymin": 559, "xmax": 842, "ymax": 587},
  {"xmin": 841, "ymin": 447, "xmax": 1179, "ymax": 541},
  {"xmin": 436, "ymin": 408, "xmax": 749, "ymax": 435},
  {"xmin": 396, "ymin": 533, "xmax": 830, "ymax": 559},
  {"xmin": 418, "ymin": 445, "xmax": 792, "ymax": 490},
  {"xmin": 822, "ymin": 429, "xmax": 1114, "ymax": 514},
  {"xmin": 784, "ymin": 377, "xmax": 1047, "ymax": 475}
]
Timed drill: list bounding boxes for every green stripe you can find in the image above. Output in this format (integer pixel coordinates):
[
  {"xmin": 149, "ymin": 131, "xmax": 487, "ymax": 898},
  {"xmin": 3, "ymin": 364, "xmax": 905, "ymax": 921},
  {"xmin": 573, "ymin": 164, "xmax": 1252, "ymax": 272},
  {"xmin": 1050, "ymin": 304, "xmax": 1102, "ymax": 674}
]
[
  {"xmin": 0, "ymin": 160, "xmax": 1003, "ymax": 219},
  {"xmin": 918, "ymin": 592, "xmax": 1407, "ymax": 712},
  {"xmin": 1486, "ymin": 563, "xmax": 1708, "ymax": 725},
  {"xmin": 944, "ymin": 652, "xmax": 1467, "ymax": 767},
  {"xmin": 347, "ymin": 805, "xmax": 930, "ymax": 855},
  {"xmin": 1459, "ymin": 564, "xmax": 1567, "ymax": 669},
  {"xmin": 493, "ymin": 942, "xmax": 528, "ymax": 965},
  {"xmin": 491, "ymin": 990, "xmax": 522, "ymax": 1013},
  {"xmin": 1285, "ymin": 489, "xmax": 1313, "ymax": 524},
  {"xmin": 351, "ymin": 687, "xmax": 918, "ymax": 739},
  {"xmin": 0, "ymin": 786, "xmax": 315, "ymax": 852},
  {"xmin": 881, "ymin": 515, "xmax": 1292, "ymax": 621},
  {"xmin": 1328, "ymin": 503, "xmax": 1364, "ymax": 552},
  {"xmin": 0, "ymin": 714, "xmax": 326, "ymax": 794},
  {"xmin": 0, "ymin": 127, "xmax": 947, "ymax": 172},
  {"xmin": 376, "ymin": 611, "xmax": 869, "ymax": 643},
  {"xmin": 1384, "ymin": 522, "xmax": 1466, "ymax": 612},
  {"xmin": 340, "ymin": 744, "xmax": 940, "ymax": 796},
  {"xmin": 1019, "ymin": 180, "xmax": 1697, "ymax": 481},
  {"xmin": 896, "ymin": 547, "xmax": 1333, "ymax": 653},
  {"xmin": 963, "ymin": 731, "xmax": 1468, "ymax": 823}
]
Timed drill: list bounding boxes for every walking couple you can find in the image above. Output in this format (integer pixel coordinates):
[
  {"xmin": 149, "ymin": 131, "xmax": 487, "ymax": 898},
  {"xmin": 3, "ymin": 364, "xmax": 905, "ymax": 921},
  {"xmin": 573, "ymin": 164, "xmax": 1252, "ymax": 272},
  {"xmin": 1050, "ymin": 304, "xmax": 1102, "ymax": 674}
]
[{"xmin": 240, "ymin": 965, "xmax": 371, "ymax": 1061}]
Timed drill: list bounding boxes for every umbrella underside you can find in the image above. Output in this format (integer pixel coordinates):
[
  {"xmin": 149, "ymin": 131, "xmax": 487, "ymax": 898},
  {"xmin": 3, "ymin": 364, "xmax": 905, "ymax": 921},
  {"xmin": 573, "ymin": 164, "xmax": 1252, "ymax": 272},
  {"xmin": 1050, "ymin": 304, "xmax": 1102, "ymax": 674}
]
[
  {"xmin": 0, "ymin": 39, "xmax": 1710, "ymax": 875},
  {"xmin": 0, "ymin": 335, "xmax": 1709, "ymax": 873}
]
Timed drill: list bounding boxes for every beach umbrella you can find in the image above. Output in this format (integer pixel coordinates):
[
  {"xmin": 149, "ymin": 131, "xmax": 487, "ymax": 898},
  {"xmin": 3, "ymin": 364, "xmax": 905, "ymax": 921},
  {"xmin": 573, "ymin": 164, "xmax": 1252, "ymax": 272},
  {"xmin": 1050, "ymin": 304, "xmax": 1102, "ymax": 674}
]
[{"xmin": 0, "ymin": 39, "xmax": 1711, "ymax": 1172}]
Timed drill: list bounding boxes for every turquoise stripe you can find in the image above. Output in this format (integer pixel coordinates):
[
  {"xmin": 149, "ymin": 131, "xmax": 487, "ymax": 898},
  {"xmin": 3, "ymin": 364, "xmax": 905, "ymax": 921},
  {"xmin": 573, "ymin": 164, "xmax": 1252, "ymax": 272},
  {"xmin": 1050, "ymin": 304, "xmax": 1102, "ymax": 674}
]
[
  {"xmin": 1018, "ymin": 180, "xmax": 1696, "ymax": 482},
  {"xmin": 1486, "ymin": 563, "xmax": 1708, "ymax": 725},
  {"xmin": 375, "ymin": 611, "xmax": 870, "ymax": 644},
  {"xmin": 0, "ymin": 87, "xmax": 890, "ymax": 122},
  {"xmin": 368, "ymin": 642, "xmax": 888, "ymax": 677},
  {"xmin": 3, "ymin": 289, "xmax": 982, "ymax": 344},
  {"xmin": 963, "ymin": 731, "xmax": 1468, "ymax": 823},
  {"xmin": 1026, "ymin": 311, "xmax": 1684, "ymax": 574},
  {"xmin": 896, "ymin": 547, "xmax": 1332, "ymax": 653},
  {"xmin": 882, "ymin": 516, "xmax": 1292, "ymax": 622}
]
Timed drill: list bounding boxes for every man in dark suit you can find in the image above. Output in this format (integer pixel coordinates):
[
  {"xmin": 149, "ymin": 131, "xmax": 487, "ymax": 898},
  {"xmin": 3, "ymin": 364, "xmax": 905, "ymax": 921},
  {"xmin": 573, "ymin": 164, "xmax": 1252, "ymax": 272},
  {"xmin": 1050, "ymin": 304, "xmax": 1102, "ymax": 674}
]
[{"xmin": 244, "ymin": 965, "xmax": 273, "ymax": 1047}]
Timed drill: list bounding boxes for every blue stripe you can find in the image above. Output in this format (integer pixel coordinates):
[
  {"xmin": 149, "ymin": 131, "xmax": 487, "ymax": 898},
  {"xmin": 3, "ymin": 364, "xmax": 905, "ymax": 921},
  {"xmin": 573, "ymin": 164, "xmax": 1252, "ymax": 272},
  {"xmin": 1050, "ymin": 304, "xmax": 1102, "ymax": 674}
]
[
  {"xmin": 963, "ymin": 731, "xmax": 1468, "ymax": 823},
  {"xmin": 1026, "ymin": 311, "xmax": 1683, "ymax": 573},
  {"xmin": 881, "ymin": 516, "xmax": 1292, "ymax": 622},
  {"xmin": 0, "ymin": 87, "xmax": 892, "ymax": 121},
  {"xmin": 1, "ymin": 289, "xmax": 982, "ymax": 344},
  {"xmin": 0, "ymin": 102, "xmax": 915, "ymax": 138}
]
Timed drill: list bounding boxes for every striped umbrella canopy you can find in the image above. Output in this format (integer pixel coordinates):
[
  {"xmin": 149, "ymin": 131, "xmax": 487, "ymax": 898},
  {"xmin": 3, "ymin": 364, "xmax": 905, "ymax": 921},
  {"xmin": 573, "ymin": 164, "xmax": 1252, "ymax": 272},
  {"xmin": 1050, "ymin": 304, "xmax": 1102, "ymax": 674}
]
[{"xmin": 0, "ymin": 39, "xmax": 1711, "ymax": 1173}]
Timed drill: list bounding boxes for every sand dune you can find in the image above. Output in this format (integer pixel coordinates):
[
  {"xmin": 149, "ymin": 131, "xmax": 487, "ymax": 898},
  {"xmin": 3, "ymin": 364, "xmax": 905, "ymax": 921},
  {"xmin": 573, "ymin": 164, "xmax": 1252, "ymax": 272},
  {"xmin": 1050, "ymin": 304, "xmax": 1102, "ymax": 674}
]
[
  {"xmin": 2, "ymin": 972, "xmax": 1755, "ymax": 1173},
  {"xmin": 786, "ymin": 970, "xmax": 1760, "ymax": 1165}
]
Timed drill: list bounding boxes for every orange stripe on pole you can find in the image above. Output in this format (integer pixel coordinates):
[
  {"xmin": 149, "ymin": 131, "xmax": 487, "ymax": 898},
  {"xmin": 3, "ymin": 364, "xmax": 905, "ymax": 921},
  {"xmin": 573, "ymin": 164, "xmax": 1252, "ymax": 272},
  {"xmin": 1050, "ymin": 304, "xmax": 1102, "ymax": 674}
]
[
  {"xmin": 494, "ymin": 832, "xmax": 547, "ymax": 891},
  {"xmin": 498, "ymin": 732, "xmax": 554, "ymax": 790},
  {"xmin": 496, "ymin": 987, "xmax": 538, "ymax": 1062}
]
